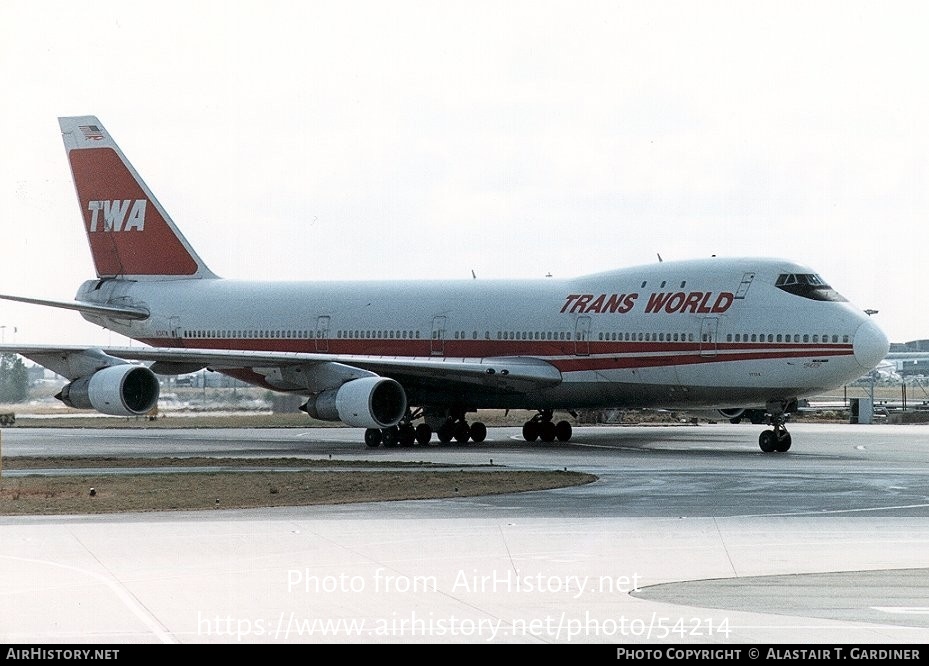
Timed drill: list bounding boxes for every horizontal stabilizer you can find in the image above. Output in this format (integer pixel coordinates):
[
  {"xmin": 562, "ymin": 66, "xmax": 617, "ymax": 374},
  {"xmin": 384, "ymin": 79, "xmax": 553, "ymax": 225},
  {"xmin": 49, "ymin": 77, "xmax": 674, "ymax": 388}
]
[{"xmin": 0, "ymin": 293, "xmax": 150, "ymax": 320}]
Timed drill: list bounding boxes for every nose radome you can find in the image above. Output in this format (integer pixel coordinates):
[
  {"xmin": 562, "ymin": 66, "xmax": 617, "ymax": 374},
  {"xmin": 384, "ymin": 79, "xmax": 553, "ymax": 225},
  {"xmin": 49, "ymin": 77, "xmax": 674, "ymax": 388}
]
[{"xmin": 853, "ymin": 318, "xmax": 890, "ymax": 371}]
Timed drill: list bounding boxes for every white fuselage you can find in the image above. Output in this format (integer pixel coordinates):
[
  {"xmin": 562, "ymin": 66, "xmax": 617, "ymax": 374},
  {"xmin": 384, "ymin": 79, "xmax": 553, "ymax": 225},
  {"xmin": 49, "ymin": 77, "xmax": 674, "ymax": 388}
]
[{"xmin": 77, "ymin": 256, "xmax": 885, "ymax": 411}]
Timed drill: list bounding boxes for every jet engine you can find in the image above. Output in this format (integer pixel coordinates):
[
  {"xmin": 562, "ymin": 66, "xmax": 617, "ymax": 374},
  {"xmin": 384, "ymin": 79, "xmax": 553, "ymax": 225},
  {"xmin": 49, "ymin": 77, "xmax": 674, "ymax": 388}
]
[
  {"xmin": 57, "ymin": 365, "xmax": 160, "ymax": 416},
  {"xmin": 302, "ymin": 377, "xmax": 407, "ymax": 429},
  {"xmin": 717, "ymin": 408, "xmax": 746, "ymax": 421}
]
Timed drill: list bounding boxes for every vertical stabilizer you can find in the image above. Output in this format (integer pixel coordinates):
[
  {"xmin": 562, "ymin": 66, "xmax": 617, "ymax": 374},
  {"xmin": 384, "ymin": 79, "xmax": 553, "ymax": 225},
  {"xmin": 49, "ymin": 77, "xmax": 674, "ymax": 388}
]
[{"xmin": 60, "ymin": 116, "xmax": 216, "ymax": 280}]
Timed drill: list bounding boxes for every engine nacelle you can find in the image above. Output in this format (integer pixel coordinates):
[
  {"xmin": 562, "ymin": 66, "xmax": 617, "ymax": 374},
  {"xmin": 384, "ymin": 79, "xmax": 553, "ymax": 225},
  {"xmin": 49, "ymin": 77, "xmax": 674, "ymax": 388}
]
[
  {"xmin": 717, "ymin": 408, "xmax": 767, "ymax": 424},
  {"xmin": 57, "ymin": 365, "xmax": 160, "ymax": 416},
  {"xmin": 303, "ymin": 377, "xmax": 407, "ymax": 429}
]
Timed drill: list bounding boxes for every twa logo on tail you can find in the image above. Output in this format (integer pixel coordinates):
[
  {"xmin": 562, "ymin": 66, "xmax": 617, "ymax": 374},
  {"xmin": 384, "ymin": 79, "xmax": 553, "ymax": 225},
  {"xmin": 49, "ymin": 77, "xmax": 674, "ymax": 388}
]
[
  {"xmin": 60, "ymin": 115, "xmax": 216, "ymax": 279},
  {"xmin": 87, "ymin": 199, "xmax": 147, "ymax": 232}
]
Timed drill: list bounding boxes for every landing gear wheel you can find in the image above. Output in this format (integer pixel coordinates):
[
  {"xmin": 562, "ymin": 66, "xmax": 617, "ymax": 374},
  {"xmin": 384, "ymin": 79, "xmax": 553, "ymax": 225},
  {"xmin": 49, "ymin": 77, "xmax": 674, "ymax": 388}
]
[
  {"xmin": 365, "ymin": 428, "xmax": 382, "ymax": 448},
  {"xmin": 774, "ymin": 432, "xmax": 792, "ymax": 452},
  {"xmin": 437, "ymin": 421, "xmax": 454, "ymax": 444},
  {"xmin": 415, "ymin": 423, "xmax": 433, "ymax": 445},
  {"xmin": 522, "ymin": 420, "xmax": 539, "ymax": 442},
  {"xmin": 758, "ymin": 430, "xmax": 777, "ymax": 453},
  {"xmin": 381, "ymin": 426, "xmax": 399, "ymax": 448},
  {"xmin": 759, "ymin": 404, "xmax": 793, "ymax": 453},
  {"xmin": 398, "ymin": 424, "xmax": 416, "ymax": 447},
  {"xmin": 539, "ymin": 420, "xmax": 557, "ymax": 443},
  {"xmin": 555, "ymin": 420, "xmax": 572, "ymax": 442},
  {"xmin": 453, "ymin": 420, "xmax": 470, "ymax": 443},
  {"xmin": 469, "ymin": 421, "xmax": 487, "ymax": 443}
]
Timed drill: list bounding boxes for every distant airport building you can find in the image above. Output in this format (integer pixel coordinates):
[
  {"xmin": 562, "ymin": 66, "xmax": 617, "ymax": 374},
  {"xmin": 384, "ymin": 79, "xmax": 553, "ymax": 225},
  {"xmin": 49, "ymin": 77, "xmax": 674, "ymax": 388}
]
[{"xmin": 889, "ymin": 340, "xmax": 929, "ymax": 376}]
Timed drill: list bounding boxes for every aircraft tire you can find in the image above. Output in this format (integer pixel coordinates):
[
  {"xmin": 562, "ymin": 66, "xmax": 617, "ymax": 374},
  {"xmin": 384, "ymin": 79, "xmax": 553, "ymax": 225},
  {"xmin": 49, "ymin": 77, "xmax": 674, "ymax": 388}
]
[
  {"xmin": 398, "ymin": 424, "xmax": 416, "ymax": 447},
  {"xmin": 758, "ymin": 430, "xmax": 777, "ymax": 453},
  {"xmin": 365, "ymin": 428, "xmax": 382, "ymax": 448},
  {"xmin": 382, "ymin": 426, "xmax": 399, "ymax": 447},
  {"xmin": 437, "ymin": 422, "xmax": 454, "ymax": 444},
  {"xmin": 555, "ymin": 420, "xmax": 572, "ymax": 442},
  {"xmin": 415, "ymin": 423, "xmax": 433, "ymax": 445},
  {"xmin": 539, "ymin": 420, "xmax": 557, "ymax": 442},
  {"xmin": 470, "ymin": 421, "xmax": 487, "ymax": 443},
  {"xmin": 522, "ymin": 421, "xmax": 539, "ymax": 442},
  {"xmin": 774, "ymin": 433, "xmax": 792, "ymax": 452},
  {"xmin": 453, "ymin": 420, "xmax": 470, "ymax": 443}
]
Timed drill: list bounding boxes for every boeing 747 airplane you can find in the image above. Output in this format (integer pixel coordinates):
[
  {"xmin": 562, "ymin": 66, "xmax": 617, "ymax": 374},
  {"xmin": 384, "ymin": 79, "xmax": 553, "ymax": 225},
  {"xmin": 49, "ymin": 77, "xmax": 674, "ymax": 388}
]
[{"xmin": 0, "ymin": 116, "xmax": 890, "ymax": 452}]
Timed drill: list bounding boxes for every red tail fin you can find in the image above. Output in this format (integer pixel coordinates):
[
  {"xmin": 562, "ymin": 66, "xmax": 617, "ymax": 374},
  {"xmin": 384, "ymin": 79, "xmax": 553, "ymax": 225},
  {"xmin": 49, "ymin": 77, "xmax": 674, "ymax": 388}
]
[{"xmin": 60, "ymin": 116, "xmax": 216, "ymax": 280}]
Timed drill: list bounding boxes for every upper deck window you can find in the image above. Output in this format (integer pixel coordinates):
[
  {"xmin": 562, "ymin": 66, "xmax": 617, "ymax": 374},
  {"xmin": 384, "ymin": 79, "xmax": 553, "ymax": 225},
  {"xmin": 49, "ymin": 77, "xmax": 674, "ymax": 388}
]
[{"xmin": 775, "ymin": 273, "xmax": 847, "ymax": 302}]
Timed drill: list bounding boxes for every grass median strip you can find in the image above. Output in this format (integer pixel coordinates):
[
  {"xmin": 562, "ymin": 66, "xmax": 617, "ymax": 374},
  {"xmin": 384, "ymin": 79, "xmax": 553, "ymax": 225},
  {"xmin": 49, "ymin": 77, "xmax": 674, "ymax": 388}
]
[{"xmin": 0, "ymin": 457, "xmax": 596, "ymax": 515}]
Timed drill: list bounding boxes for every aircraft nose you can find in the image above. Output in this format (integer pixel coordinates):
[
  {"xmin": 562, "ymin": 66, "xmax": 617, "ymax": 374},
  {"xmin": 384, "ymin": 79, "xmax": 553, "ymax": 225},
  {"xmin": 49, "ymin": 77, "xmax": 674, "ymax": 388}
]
[{"xmin": 853, "ymin": 317, "xmax": 889, "ymax": 371}]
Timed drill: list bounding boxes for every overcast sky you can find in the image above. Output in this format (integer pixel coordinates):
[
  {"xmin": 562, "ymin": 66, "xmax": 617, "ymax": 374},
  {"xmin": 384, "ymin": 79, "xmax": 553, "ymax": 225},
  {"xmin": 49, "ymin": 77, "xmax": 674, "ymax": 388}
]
[{"xmin": 1, "ymin": 1, "xmax": 927, "ymax": 346}]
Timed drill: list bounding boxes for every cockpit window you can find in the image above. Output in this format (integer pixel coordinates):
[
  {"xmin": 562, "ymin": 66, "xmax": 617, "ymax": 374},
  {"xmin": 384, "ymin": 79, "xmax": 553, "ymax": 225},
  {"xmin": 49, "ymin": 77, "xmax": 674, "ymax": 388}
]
[{"xmin": 775, "ymin": 273, "xmax": 847, "ymax": 302}]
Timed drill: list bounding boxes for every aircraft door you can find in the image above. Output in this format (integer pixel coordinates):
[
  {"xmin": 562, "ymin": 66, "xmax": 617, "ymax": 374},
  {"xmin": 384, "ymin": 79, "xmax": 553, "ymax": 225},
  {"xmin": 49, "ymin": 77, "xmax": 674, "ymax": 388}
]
[
  {"xmin": 315, "ymin": 315, "xmax": 331, "ymax": 352},
  {"xmin": 169, "ymin": 316, "xmax": 182, "ymax": 345},
  {"xmin": 700, "ymin": 317, "xmax": 718, "ymax": 358},
  {"xmin": 431, "ymin": 316, "xmax": 446, "ymax": 356},
  {"xmin": 575, "ymin": 316, "xmax": 591, "ymax": 356}
]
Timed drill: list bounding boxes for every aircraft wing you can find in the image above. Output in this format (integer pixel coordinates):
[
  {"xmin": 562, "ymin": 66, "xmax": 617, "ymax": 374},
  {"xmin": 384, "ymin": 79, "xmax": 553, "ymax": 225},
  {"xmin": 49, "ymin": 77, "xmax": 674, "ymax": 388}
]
[{"xmin": 0, "ymin": 344, "xmax": 563, "ymax": 395}]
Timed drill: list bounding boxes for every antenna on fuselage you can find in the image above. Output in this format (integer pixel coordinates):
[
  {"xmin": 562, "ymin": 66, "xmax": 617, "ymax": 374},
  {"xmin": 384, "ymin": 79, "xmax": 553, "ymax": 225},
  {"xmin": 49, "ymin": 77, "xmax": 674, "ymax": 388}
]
[{"xmin": 657, "ymin": 253, "xmax": 663, "ymax": 263}]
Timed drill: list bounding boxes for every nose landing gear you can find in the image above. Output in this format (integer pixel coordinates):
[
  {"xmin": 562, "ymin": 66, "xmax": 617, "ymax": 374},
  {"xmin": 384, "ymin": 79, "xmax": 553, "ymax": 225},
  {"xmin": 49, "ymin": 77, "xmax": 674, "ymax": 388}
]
[{"xmin": 757, "ymin": 400, "xmax": 796, "ymax": 453}]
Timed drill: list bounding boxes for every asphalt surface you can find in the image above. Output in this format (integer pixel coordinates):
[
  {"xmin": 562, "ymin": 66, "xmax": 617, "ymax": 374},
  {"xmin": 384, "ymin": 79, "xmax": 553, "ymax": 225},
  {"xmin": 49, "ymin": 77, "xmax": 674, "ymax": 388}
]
[{"xmin": 2, "ymin": 422, "xmax": 928, "ymax": 643}]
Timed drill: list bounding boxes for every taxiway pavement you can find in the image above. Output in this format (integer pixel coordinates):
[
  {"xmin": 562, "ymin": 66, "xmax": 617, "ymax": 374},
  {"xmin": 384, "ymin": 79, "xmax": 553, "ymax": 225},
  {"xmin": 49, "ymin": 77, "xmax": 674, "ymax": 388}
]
[{"xmin": 1, "ymin": 423, "xmax": 928, "ymax": 643}]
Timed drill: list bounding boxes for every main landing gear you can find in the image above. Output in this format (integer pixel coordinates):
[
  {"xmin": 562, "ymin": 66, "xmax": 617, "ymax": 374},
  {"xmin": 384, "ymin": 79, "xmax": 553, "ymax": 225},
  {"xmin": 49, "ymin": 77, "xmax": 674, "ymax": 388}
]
[
  {"xmin": 361, "ymin": 408, "xmax": 576, "ymax": 448},
  {"xmin": 757, "ymin": 401, "xmax": 795, "ymax": 453},
  {"xmin": 363, "ymin": 408, "xmax": 487, "ymax": 447},
  {"xmin": 364, "ymin": 423, "xmax": 418, "ymax": 448},
  {"xmin": 434, "ymin": 418, "xmax": 487, "ymax": 445},
  {"xmin": 521, "ymin": 409, "xmax": 573, "ymax": 443}
]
